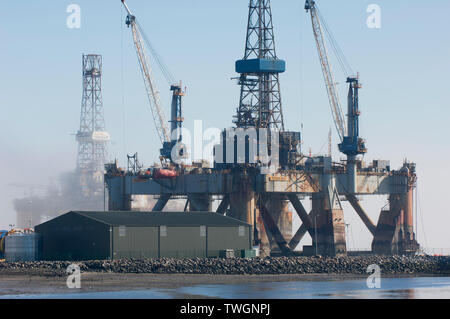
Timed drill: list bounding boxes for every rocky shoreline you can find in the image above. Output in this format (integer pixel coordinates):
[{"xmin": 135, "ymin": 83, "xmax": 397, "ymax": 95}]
[{"xmin": 1, "ymin": 256, "xmax": 449, "ymax": 277}]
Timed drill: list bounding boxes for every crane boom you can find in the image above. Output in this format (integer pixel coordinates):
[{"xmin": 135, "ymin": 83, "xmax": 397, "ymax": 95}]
[
  {"xmin": 305, "ymin": 0, "xmax": 346, "ymax": 142},
  {"xmin": 122, "ymin": 0, "xmax": 170, "ymax": 144}
]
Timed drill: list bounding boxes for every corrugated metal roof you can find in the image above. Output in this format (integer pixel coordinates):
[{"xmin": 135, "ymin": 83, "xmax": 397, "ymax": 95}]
[{"xmin": 69, "ymin": 211, "xmax": 251, "ymax": 227}]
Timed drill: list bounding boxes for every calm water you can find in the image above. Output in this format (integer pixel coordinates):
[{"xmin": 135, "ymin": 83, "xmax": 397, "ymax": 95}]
[{"xmin": 1, "ymin": 277, "xmax": 450, "ymax": 299}]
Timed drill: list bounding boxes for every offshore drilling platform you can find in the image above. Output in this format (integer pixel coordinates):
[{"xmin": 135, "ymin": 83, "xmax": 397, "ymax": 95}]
[{"xmin": 105, "ymin": 0, "xmax": 420, "ymax": 257}]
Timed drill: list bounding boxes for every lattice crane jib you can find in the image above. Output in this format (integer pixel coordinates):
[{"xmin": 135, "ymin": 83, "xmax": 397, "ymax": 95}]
[
  {"xmin": 122, "ymin": 0, "xmax": 170, "ymax": 145},
  {"xmin": 305, "ymin": 0, "xmax": 366, "ymax": 157}
]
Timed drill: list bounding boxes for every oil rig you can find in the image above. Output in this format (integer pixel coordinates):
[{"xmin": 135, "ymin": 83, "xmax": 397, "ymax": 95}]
[
  {"xmin": 76, "ymin": 54, "xmax": 110, "ymax": 198},
  {"xmin": 13, "ymin": 54, "xmax": 109, "ymax": 228},
  {"xmin": 105, "ymin": 0, "xmax": 420, "ymax": 257}
]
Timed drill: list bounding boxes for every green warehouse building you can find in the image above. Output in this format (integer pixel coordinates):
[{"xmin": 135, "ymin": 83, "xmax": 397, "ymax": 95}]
[{"xmin": 35, "ymin": 211, "xmax": 252, "ymax": 261}]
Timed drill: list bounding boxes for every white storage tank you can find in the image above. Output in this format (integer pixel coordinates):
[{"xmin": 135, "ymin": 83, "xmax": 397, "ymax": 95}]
[{"xmin": 5, "ymin": 233, "xmax": 39, "ymax": 262}]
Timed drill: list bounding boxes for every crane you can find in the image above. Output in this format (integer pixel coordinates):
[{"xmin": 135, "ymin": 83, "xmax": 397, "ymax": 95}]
[
  {"xmin": 305, "ymin": 0, "xmax": 346, "ymax": 142},
  {"xmin": 305, "ymin": 0, "xmax": 366, "ymax": 158},
  {"xmin": 121, "ymin": 0, "xmax": 185, "ymax": 164}
]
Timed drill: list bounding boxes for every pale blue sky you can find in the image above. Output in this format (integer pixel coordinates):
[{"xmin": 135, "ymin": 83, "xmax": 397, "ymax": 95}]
[{"xmin": 0, "ymin": 0, "xmax": 449, "ymax": 249}]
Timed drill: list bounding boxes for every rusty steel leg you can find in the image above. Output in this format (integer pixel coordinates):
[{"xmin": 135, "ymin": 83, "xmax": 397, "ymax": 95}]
[
  {"xmin": 216, "ymin": 195, "xmax": 230, "ymax": 215},
  {"xmin": 152, "ymin": 194, "xmax": 171, "ymax": 211},
  {"xmin": 188, "ymin": 194, "xmax": 212, "ymax": 211},
  {"xmin": 228, "ymin": 185, "xmax": 256, "ymax": 225},
  {"xmin": 401, "ymin": 163, "xmax": 419, "ymax": 254},
  {"xmin": 372, "ymin": 189, "xmax": 419, "ymax": 255},
  {"xmin": 312, "ymin": 192, "xmax": 347, "ymax": 257},
  {"xmin": 263, "ymin": 195, "xmax": 293, "ymax": 253},
  {"xmin": 254, "ymin": 205, "xmax": 271, "ymax": 257},
  {"xmin": 288, "ymin": 194, "xmax": 315, "ymax": 236},
  {"xmin": 123, "ymin": 194, "xmax": 132, "ymax": 211},
  {"xmin": 402, "ymin": 186, "xmax": 419, "ymax": 253},
  {"xmin": 228, "ymin": 172, "xmax": 273, "ymax": 255},
  {"xmin": 404, "ymin": 187, "xmax": 414, "ymax": 240},
  {"xmin": 346, "ymin": 194, "xmax": 376, "ymax": 236},
  {"xmin": 372, "ymin": 186, "xmax": 420, "ymax": 255},
  {"xmin": 372, "ymin": 194, "xmax": 402, "ymax": 254},
  {"xmin": 256, "ymin": 196, "xmax": 276, "ymax": 255},
  {"xmin": 289, "ymin": 209, "xmax": 317, "ymax": 250},
  {"xmin": 259, "ymin": 200, "xmax": 292, "ymax": 255},
  {"xmin": 108, "ymin": 179, "xmax": 131, "ymax": 211},
  {"xmin": 372, "ymin": 213, "xmax": 398, "ymax": 254}
]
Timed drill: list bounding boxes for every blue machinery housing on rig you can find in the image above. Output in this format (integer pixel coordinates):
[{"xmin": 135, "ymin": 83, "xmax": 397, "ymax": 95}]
[
  {"xmin": 338, "ymin": 77, "xmax": 367, "ymax": 157},
  {"xmin": 235, "ymin": 58, "xmax": 286, "ymax": 74},
  {"xmin": 160, "ymin": 83, "xmax": 185, "ymax": 160},
  {"xmin": 106, "ymin": 0, "xmax": 420, "ymax": 257}
]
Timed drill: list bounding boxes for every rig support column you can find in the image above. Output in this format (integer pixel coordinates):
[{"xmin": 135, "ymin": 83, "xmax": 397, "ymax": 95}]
[
  {"xmin": 263, "ymin": 195, "xmax": 293, "ymax": 254},
  {"xmin": 347, "ymin": 155, "xmax": 357, "ymax": 194},
  {"xmin": 372, "ymin": 163, "xmax": 419, "ymax": 255},
  {"xmin": 259, "ymin": 197, "xmax": 292, "ymax": 255},
  {"xmin": 228, "ymin": 173, "xmax": 256, "ymax": 224},
  {"xmin": 228, "ymin": 177, "xmax": 266, "ymax": 251},
  {"xmin": 107, "ymin": 179, "xmax": 131, "ymax": 211},
  {"xmin": 402, "ymin": 186, "xmax": 416, "ymax": 246},
  {"xmin": 188, "ymin": 194, "xmax": 212, "ymax": 211},
  {"xmin": 398, "ymin": 182, "xmax": 419, "ymax": 254},
  {"xmin": 312, "ymin": 175, "xmax": 347, "ymax": 256},
  {"xmin": 372, "ymin": 194, "xmax": 402, "ymax": 254}
]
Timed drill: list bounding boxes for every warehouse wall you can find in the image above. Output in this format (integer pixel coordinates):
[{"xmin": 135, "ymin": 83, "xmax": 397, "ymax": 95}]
[
  {"xmin": 160, "ymin": 226, "xmax": 206, "ymax": 258},
  {"xmin": 36, "ymin": 213, "xmax": 110, "ymax": 261},
  {"xmin": 112, "ymin": 226, "xmax": 158, "ymax": 259},
  {"xmin": 207, "ymin": 226, "xmax": 251, "ymax": 257},
  {"xmin": 36, "ymin": 212, "xmax": 252, "ymax": 261}
]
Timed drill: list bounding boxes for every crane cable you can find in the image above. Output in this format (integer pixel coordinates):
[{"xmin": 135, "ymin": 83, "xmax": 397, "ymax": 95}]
[
  {"xmin": 120, "ymin": 8, "xmax": 128, "ymax": 158},
  {"xmin": 135, "ymin": 20, "xmax": 176, "ymax": 86},
  {"xmin": 316, "ymin": 6, "xmax": 354, "ymax": 78},
  {"xmin": 416, "ymin": 182, "xmax": 429, "ymax": 251}
]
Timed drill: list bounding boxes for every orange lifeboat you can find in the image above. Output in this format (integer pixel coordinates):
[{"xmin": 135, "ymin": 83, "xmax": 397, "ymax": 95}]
[{"xmin": 154, "ymin": 169, "xmax": 178, "ymax": 179}]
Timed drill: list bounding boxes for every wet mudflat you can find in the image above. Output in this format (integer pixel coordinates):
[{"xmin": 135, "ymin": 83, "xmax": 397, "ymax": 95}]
[
  {"xmin": 0, "ymin": 256, "xmax": 449, "ymax": 298},
  {"xmin": 0, "ymin": 273, "xmax": 449, "ymax": 299}
]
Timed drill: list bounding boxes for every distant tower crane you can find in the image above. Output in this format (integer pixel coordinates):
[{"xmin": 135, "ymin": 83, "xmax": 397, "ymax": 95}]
[
  {"xmin": 121, "ymin": 0, "xmax": 185, "ymax": 164},
  {"xmin": 305, "ymin": 0, "xmax": 367, "ymax": 192}
]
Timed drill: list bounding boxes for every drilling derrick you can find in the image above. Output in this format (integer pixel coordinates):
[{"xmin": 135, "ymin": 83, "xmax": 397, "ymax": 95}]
[
  {"xmin": 76, "ymin": 54, "xmax": 110, "ymax": 196},
  {"xmin": 226, "ymin": 0, "xmax": 295, "ymax": 256},
  {"xmin": 234, "ymin": 0, "xmax": 285, "ymax": 130}
]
